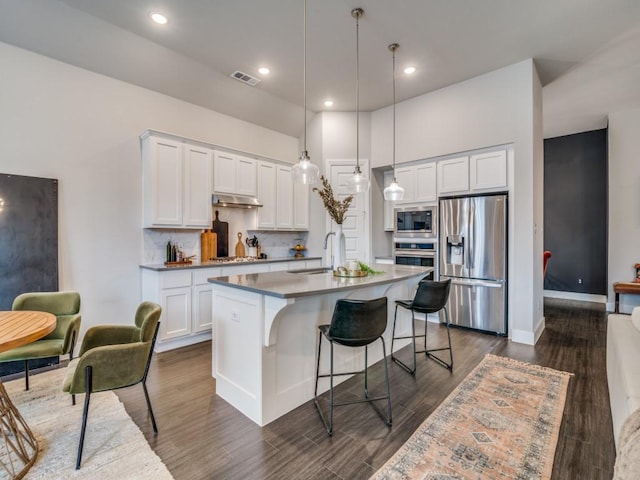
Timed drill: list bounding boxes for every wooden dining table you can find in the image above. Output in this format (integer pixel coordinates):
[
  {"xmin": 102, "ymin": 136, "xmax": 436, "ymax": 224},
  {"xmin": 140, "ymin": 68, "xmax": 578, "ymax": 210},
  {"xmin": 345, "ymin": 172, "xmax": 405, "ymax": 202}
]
[{"xmin": 0, "ymin": 310, "xmax": 56, "ymax": 480}]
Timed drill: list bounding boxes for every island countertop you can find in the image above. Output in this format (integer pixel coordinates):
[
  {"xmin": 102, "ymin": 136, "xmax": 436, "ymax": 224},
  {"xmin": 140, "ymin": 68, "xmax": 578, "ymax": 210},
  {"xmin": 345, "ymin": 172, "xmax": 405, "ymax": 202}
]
[{"xmin": 207, "ymin": 264, "xmax": 432, "ymax": 299}]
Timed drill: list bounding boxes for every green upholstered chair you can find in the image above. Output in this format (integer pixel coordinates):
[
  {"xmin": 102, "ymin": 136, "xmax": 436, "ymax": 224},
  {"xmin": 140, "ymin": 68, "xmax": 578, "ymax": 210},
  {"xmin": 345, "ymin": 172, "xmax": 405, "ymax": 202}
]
[
  {"xmin": 62, "ymin": 301, "xmax": 161, "ymax": 470},
  {"xmin": 0, "ymin": 291, "xmax": 81, "ymax": 390}
]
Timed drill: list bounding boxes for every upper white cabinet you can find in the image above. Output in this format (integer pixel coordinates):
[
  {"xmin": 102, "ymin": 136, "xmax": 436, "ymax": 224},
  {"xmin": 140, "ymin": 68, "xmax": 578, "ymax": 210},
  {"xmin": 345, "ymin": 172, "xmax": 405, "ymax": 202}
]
[
  {"xmin": 470, "ymin": 150, "xmax": 507, "ymax": 191},
  {"xmin": 293, "ymin": 180, "xmax": 310, "ymax": 230},
  {"xmin": 395, "ymin": 162, "xmax": 437, "ymax": 204},
  {"xmin": 437, "ymin": 156, "xmax": 469, "ymax": 195},
  {"xmin": 276, "ymin": 165, "xmax": 293, "ymax": 229},
  {"xmin": 213, "ymin": 151, "xmax": 257, "ymax": 196},
  {"xmin": 142, "ymin": 133, "xmax": 212, "ymax": 228},
  {"xmin": 256, "ymin": 162, "xmax": 309, "ymax": 231},
  {"xmin": 256, "ymin": 161, "xmax": 277, "ymax": 229}
]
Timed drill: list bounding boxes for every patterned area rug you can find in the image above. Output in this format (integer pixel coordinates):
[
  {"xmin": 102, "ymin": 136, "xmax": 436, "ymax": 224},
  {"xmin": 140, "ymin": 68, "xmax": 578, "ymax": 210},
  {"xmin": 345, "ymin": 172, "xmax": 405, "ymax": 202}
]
[
  {"xmin": 371, "ymin": 354, "xmax": 572, "ymax": 480},
  {"xmin": 3, "ymin": 367, "xmax": 173, "ymax": 479}
]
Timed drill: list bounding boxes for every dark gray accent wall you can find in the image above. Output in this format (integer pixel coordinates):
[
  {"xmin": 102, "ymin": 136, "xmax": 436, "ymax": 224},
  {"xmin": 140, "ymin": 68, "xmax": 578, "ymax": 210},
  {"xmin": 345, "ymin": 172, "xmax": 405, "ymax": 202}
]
[{"xmin": 544, "ymin": 129, "xmax": 607, "ymax": 294}]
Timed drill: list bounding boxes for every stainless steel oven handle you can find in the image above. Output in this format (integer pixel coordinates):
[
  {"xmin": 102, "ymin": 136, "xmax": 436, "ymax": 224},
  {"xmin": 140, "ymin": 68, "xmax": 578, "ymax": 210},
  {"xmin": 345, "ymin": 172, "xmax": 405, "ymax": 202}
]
[{"xmin": 393, "ymin": 251, "xmax": 435, "ymax": 257}]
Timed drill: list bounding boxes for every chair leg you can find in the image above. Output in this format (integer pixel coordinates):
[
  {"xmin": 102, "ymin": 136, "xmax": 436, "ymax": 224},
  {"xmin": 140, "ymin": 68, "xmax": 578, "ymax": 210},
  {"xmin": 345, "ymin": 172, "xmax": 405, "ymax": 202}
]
[
  {"xmin": 72, "ymin": 394, "xmax": 76, "ymax": 406},
  {"xmin": 142, "ymin": 381, "xmax": 158, "ymax": 434},
  {"xmin": 380, "ymin": 337, "xmax": 392, "ymax": 426},
  {"xmin": 328, "ymin": 342, "xmax": 334, "ymax": 436},
  {"xmin": 391, "ymin": 309, "xmax": 417, "ymax": 375},
  {"xmin": 425, "ymin": 307, "xmax": 454, "ymax": 371},
  {"xmin": 364, "ymin": 345, "xmax": 369, "ymax": 399},
  {"xmin": 313, "ymin": 333, "xmax": 333, "ymax": 436},
  {"xmin": 76, "ymin": 365, "xmax": 92, "ymax": 470},
  {"xmin": 24, "ymin": 360, "xmax": 29, "ymax": 391}
]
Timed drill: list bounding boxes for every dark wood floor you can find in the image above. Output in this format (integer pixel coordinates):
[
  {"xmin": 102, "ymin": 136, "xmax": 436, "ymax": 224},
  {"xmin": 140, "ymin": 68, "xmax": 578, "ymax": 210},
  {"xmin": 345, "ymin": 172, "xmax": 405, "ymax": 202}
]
[{"xmin": 115, "ymin": 298, "xmax": 616, "ymax": 479}]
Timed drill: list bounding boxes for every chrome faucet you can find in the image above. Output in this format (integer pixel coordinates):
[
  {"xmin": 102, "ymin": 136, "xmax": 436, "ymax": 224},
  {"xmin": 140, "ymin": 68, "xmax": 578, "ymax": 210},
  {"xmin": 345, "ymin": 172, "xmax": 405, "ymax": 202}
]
[
  {"xmin": 324, "ymin": 231, "xmax": 336, "ymax": 269},
  {"xmin": 323, "ymin": 231, "xmax": 335, "ymax": 250}
]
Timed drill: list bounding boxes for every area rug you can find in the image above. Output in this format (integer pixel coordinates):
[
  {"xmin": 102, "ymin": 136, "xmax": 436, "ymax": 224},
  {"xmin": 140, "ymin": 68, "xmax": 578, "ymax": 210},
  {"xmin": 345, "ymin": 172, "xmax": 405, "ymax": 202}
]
[
  {"xmin": 3, "ymin": 367, "xmax": 173, "ymax": 479},
  {"xmin": 371, "ymin": 354, "xmax": 573, "ymax": 480}
]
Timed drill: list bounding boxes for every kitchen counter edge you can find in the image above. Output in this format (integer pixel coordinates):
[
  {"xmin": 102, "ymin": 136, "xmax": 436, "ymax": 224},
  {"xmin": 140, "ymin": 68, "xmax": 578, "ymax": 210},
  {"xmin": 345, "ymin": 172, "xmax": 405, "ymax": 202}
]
[{"xmin": 139, "ymin": 257, "xmax": 322, "ymax": 272}]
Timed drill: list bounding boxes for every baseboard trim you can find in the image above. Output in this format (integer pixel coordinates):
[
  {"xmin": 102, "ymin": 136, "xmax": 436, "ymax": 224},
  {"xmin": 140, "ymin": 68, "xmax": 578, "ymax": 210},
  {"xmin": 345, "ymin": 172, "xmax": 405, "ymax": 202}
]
[
  {"xmin": 511, "ymin": 315, "xmax": 544, "ymax": 346},
  {"xmin": 544, "ymin": 290, "xmax": 607, "ymax": 304}
]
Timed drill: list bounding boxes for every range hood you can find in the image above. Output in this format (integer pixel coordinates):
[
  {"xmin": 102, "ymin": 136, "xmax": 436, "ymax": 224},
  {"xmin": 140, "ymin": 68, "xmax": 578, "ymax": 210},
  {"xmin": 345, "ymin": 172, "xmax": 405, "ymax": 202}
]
[{"xmin": 212, "ymin": 194, "xmax": 262, "ymax": 209}]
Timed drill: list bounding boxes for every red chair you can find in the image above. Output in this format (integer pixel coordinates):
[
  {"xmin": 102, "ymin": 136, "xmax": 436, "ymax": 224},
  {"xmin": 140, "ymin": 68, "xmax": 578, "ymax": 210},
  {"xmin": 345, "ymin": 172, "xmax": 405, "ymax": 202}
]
[{"xmin": 543, "ymin": 251, "xmax": 552, "ymax": 278}]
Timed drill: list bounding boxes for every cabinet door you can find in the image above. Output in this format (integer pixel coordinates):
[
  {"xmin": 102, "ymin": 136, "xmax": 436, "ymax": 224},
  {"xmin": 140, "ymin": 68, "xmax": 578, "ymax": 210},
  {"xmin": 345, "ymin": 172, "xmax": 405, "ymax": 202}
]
[
  {"xmin": 470, "ymin": 150, "xmax": 507, "ymax": 191},
  {"xmin": 276, "ymin": 165, "xmax": 293, "ymax": 229},
  {"xmin": 213, "ymin": 151, "xmax": 236, "ymax": 193},
  {"xmin": 159, "ymin": 287, "xmax": 192, "ymax": 341},
  {"xmin": 394, "ymin": 167, "xmax": 415, "ymax": 204},
  {"xmin": 293, "ymin": 181, "xmax": 310, "ymax": 230},
  {"xmin": 383, "ymin": 170, "xmax": 395, "ymax": 231},
  {"xmin": 143, "ymin": 136, "xmax": 183, "ymax": 226},
  {"xmin": 192, "ymin": 284, "xmax": 213, "ymax": 333},
  {"xmin": 183, "ymin": 144, "xmax": 213, "ymax": 227},
  {"xmin": 415, "ymin": 163, "xmax": 437, "ymax": 202},
  {"xmin": 256, "ymin": 161, "xmax": 277, "ymax": 229},
  {"xmin": 236, "ymin": 156, "xmax": 257, "ymax": 196},
  {"xmin": 438, "ymin": 156, "xmax": 469, "ymax": 194}
]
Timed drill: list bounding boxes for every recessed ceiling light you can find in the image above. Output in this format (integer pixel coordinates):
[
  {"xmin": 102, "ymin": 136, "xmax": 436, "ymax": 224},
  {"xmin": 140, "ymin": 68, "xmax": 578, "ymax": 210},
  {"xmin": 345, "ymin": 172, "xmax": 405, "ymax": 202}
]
[
  {"xmin": 324, "ymin": 100, "xmax": 334, "ymax": 107},
  {"xmin": 404, "ymin": 66, "xmax": 416, "ymax": 75},
  {"xmin": 150, "ymin": 12, "xmax": 168, "ymax": 25},
  {"xmin": 258, "ymin": 67, "xmax": 270, "ymax": 75}
]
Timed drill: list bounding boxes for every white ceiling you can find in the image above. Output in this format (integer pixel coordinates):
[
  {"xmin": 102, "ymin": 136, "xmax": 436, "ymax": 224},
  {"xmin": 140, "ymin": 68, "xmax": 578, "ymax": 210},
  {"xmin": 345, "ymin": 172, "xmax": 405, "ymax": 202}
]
[{"xmin": 2, "ymin": 0, "xmax": 640, "ymax": 139}]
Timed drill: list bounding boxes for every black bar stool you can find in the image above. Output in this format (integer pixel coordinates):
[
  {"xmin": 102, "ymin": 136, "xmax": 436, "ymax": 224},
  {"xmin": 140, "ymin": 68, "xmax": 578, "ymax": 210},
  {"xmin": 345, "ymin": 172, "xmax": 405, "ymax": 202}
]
[
  {"xmin": 391, "ymin": 278, "xmax": 453, "ymax": 374},
  {"xmin": 313, "ymin": 297, "xmax": 392, "ymax": 436}
]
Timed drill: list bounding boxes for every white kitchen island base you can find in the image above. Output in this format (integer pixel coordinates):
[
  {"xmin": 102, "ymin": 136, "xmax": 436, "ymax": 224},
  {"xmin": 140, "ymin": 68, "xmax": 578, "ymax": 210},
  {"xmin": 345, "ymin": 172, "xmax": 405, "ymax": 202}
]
[{"xmin": 210, "ymin": 265, "xmax": 430, "ymax": 426}]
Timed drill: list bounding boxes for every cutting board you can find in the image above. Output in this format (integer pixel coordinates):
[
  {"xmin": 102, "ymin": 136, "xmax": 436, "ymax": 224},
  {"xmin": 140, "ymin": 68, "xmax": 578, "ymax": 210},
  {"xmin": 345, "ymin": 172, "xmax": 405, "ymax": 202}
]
[
  {"xmin": 235, "ymin": 232, "xmax": 246, "ymax": 257},
  {"xmin": 200, "ymin": 230, "xmax": 217, "ymax": 261},
  {"xmin": 212, "ymin": 210, "xmax": 228, "ymax": 257}
]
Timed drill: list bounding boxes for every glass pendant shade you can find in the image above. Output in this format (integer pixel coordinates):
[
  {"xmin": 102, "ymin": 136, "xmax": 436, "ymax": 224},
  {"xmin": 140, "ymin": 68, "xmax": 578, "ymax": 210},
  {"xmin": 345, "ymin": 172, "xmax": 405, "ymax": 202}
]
[
  {"xmin": 292, "ymin": 150, "xmax": 320, "ymax": 184},
  {"xmin": 384, "ymin": 179, "xmax": 405, "ymax": 201},
  {"xmin": 346, "ymin": 166, "xmax": 370, "ymax": 193}
]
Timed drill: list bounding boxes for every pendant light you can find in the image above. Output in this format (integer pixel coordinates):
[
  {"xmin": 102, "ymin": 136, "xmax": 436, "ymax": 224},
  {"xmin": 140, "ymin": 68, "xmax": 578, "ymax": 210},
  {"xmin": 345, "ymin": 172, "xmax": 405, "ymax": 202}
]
[
  {"xmin": 292, "ymin": 0, "xmax": 320, "ymax": 185},
  {"xmin": 383, "ymin": 43, "xmax": 405, "ymax": 201},
  {"xmin": 345, "ymin": 7, "xmax": 370, "ymax": 194}
]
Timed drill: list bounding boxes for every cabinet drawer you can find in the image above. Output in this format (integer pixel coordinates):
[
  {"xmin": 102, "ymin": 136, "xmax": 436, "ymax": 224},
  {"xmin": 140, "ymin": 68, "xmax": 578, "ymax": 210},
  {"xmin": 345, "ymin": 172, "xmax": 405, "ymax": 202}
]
[
  {"xmin": 159, "ymin": 270, "xmax": 192, "ymax": 289},
  {"xmin": 193, "ymin": 267, "xmax": 222, "ymax": 285}
]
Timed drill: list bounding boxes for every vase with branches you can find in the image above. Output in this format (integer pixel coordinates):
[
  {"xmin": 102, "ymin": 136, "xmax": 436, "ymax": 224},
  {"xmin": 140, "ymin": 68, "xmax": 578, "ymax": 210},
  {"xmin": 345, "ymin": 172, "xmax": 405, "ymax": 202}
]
[{"xmin": 312, "ymin": 175, "xmax": 354, "ymax": 225}]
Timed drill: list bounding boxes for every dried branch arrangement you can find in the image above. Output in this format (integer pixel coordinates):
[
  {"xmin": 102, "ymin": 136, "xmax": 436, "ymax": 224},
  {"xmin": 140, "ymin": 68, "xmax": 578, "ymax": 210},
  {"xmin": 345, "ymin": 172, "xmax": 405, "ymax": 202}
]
[{"xmin": 312, "ymin": 175, "xmax": 354, "ymax": 225}]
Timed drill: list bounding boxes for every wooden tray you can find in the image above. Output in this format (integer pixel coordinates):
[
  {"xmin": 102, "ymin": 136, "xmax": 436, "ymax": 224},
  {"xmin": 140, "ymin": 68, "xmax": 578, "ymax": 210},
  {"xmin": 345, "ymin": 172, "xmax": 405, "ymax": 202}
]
[
  {"xmin": 164, "ymin": 260, "xmax": 193, "ymax": 266},
  {"xmin": 333, "ymin": 269, "xmax": 368, "ymax": 278}
]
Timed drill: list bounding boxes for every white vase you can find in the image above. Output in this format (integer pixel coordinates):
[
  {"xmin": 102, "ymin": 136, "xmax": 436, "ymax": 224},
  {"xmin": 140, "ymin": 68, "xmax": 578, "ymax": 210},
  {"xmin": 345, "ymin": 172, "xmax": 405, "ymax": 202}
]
[{"xmin": 333, "ymin": 223, "xmax": 346, "ymax": 268}]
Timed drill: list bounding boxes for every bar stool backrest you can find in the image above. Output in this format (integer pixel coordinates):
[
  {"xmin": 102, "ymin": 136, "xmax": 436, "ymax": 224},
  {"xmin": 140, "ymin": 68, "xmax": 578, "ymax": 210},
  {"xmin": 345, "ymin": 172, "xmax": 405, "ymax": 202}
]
[
  {"xmin": 411, "ymin": 278, "xmax": 451, "ymax": 314},
  {"xmin": 328, "ymin": 297, "xmax": 388, "ymax": 347}
]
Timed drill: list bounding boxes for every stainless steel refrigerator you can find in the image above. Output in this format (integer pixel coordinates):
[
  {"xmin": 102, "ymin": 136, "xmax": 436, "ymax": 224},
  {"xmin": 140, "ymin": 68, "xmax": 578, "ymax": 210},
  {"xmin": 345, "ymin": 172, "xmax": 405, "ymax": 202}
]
[{"xmin": 439, "ymin": 194, "xmax": 507, "ymax": 335}]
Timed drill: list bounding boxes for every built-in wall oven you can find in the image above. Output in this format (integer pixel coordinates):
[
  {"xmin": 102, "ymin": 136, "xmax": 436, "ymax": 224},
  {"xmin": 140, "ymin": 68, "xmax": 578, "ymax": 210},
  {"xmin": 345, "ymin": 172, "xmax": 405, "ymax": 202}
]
[{"xmin": 393, "ymin": 205, "xmax": 438, "ymax": 280}]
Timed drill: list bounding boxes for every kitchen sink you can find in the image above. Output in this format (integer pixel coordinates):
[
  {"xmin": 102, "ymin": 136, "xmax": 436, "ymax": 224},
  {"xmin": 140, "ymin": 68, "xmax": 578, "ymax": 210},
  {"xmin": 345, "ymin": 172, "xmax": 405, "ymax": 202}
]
[{"xmin": 289, "ymin": 267, "xmax": 333, "ymax": 275}]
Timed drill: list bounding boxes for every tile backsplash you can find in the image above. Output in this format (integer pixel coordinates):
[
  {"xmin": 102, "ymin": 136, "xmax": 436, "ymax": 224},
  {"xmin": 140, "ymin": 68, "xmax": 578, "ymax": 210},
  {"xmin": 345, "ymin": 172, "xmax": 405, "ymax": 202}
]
[{"xmin": 142, "ymin": 209, "xmax": 310, "ymax": 263}]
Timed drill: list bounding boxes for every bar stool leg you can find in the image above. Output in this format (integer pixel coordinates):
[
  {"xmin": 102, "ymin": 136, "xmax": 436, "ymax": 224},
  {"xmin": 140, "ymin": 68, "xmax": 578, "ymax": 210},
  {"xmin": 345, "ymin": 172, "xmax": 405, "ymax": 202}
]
[
  {"xmin": 425, "ymin": 307, "xmax": 453, "ymax": 371},
  {"xmin": 391, "ymin": 307, "xmax": 418, "ymax": 375},
  {"xmin": 364, "ymin": 345, "xmax": 369, "ymax": 399},
  {"xmin": 380, "ymin": 337, "xmax": 392, "ymax": 426}
]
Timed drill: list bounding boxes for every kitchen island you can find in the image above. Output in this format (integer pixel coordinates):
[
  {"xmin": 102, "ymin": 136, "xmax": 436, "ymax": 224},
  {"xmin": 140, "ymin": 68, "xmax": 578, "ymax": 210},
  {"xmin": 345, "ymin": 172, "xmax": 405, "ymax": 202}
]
[{"xmin": 208, "ymin": 264, "xmax": 431, "ymax": 425}]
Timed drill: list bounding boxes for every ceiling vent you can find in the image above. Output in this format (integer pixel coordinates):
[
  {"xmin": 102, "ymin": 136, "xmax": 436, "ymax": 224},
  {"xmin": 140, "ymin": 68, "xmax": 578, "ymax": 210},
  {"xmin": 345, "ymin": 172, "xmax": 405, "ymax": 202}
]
[{"xmin": 230, "ymin": 71, "xmax": 261, "ymax": 87}]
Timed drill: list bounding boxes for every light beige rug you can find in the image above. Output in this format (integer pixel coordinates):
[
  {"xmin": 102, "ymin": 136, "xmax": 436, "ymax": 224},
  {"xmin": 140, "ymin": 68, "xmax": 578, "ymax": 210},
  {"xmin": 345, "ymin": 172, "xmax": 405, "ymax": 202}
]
[
  {"xmin": 371, "ymin": 354, "xmax": 573, "ymax": 480},
  {"xmin": 3, "ymin": 367, "xmax": 173, "ymax": 479}
]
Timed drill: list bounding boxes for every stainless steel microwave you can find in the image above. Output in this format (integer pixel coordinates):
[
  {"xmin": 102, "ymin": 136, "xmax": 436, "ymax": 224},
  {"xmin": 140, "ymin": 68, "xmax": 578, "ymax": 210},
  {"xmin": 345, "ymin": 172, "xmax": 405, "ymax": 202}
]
[{"xmin": 394, "ymin": 205, "xmax": 436, "ymax": 235}]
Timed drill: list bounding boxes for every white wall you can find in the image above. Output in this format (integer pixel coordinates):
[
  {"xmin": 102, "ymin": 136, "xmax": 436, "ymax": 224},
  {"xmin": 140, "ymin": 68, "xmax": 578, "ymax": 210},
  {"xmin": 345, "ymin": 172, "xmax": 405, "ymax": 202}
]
[
  {"xmin": 0, "ymin": 42, "xmax": 298, "ymax": 335},
  {"xmin": 608, "ymin": 109, "xmax": 640, "ymax": 313},
  {"xmin": 371, "ymin": 59, "xmax": 544, "ymax": 344}
]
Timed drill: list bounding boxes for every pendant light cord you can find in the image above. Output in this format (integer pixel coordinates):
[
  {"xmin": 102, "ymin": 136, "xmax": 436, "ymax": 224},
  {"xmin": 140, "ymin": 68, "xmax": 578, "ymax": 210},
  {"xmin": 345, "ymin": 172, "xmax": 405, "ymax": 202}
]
[
  {"xmin": 354, "ymin": 9, "xmax": 361, "ymax": 173},
  {"xmin": 392, "ymin": 45, "xmax": 396, "ymax": 182},
  {"xmin": 302, "ymin": 0, "xmax": 307, "ymax": 156}
]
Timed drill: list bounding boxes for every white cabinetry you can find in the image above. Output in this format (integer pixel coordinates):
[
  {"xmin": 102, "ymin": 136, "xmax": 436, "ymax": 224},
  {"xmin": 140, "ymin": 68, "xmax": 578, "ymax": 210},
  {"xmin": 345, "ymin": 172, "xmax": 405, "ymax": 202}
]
[
  {"xmin": 437, "ymin": 156, "xmax": 470, "ymax": 195},
  {"xmin": 213, "ymin": 151, "xmax": 257, "ymax": 196},
  {"xmin": 276, "ymin": 165, "xmax": 293, "ymax": 229},
  {"xmin": 256, "ymin": 161, "xmax": 309, "ymax": 231},
  {"xmin": 470, "ymin": 150, "xmax": 507, "ymax": 191},
  {"xmin": 142, "ymin": 133, "xmax": 212, "ymax": 228},
  {"xmin": 256, "ymin": 161, "xmax": 277, "ymax": 229},
  {"xmin": 395, "ymin": 162, "xmax": 437, "ymax": 204}
]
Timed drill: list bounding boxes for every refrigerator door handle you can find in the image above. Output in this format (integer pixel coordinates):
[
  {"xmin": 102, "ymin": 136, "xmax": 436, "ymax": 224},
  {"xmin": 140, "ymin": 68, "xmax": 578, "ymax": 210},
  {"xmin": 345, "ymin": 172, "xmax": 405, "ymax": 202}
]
[{"xmin": 448, "ymin": 278, "xmax": 504, "ymax": 288}]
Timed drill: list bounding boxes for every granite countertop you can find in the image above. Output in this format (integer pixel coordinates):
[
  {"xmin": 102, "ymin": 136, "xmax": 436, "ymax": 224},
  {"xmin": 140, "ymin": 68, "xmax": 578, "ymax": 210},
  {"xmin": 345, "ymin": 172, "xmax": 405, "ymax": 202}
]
[
  {"xmin": 208, "ymin": 264, "xmax": 432, "ymax": 299},
  {"xmin": 140, "ymin": 256, "xmax": 322, "ymax": 271}
]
